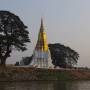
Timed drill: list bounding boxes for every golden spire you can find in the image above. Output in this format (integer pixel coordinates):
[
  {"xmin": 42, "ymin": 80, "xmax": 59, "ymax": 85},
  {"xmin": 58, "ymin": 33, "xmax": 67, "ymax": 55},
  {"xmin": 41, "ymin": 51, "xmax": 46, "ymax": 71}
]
[
  {"xmin": 31, "ymin": 18, "xmax": 53, "ymax": 68},
  {"xmin": 35, "ymin": 18, "xmax": 48, "ymax": 51}
]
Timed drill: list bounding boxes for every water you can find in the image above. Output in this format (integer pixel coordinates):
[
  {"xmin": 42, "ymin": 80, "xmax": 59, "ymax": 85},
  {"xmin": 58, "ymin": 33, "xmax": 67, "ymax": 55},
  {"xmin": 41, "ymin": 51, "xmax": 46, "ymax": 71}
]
[{"xmin": 0, "ymin": 81, "xmax": 90, "ymax": 90}]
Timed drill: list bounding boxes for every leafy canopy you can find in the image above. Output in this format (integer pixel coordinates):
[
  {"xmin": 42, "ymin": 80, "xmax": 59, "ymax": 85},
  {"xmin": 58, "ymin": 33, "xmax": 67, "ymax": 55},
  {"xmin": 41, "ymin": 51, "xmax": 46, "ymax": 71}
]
[
  {"xmin": 0, "ymin": 11, "xmax": 30, "ymax": 65},
  {"xmin": 48, "ymin": 43, "xmax": 79, "ymax": 68}
]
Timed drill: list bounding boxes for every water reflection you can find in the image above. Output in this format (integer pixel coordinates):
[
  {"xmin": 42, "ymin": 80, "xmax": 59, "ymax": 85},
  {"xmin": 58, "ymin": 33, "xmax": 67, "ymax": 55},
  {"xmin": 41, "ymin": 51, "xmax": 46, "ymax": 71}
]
[
  {"xmin": 0, "ymin": 81, "xmax": 90, "ymax": 90},
  {"xmin": 53, "ymin": 81, "xmax": 79, "ymax": 90}
]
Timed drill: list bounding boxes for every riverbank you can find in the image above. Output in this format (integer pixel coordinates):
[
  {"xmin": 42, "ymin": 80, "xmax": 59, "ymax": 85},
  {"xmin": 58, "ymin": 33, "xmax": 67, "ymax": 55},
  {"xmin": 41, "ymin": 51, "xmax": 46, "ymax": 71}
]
[{"xmin": 0, "ymin": 66, "xmax": 90, "ymax": 81}]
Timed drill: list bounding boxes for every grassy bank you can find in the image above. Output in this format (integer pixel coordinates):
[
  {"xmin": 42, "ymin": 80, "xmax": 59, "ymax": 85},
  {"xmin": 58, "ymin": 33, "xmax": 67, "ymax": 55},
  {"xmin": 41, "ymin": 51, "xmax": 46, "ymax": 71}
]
[{"xmin": 0, "ymin": 66, "xmax": 90, "ymax": 81}]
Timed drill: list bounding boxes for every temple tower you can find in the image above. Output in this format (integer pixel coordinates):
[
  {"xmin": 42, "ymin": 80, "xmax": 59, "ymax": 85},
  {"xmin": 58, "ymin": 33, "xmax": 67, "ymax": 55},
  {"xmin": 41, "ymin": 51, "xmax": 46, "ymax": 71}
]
[{"xmin": 31, "ymin": 18, "xmax": 53, "ymax": 68}]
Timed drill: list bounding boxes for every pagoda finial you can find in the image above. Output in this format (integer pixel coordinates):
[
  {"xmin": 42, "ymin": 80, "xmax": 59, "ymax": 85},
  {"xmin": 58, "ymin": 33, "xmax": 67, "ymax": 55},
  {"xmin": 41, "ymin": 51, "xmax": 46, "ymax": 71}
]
[
  {"xmin": 40, "ymin": 17, "xmax": 44, "ymax": 31},
  {"xmin": 41, "ymin": 16, "xmax": 43, "ymax": 24}
]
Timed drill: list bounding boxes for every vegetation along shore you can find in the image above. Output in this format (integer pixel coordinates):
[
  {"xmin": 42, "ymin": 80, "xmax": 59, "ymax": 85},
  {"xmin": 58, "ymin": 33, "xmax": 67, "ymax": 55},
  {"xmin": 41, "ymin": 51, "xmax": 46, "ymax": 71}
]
[{"xmin": 0, "ymin": 66, "xmax": 90, "ymax": 81}]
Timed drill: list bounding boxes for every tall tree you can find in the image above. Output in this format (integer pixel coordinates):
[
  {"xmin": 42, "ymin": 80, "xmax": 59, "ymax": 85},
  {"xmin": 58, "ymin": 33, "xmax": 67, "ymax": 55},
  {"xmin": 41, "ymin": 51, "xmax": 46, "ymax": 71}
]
[
  {"xmin": 48, "ymin": 43, "xmax": 79, "ymax": 68},
  {"xmin": 0, "ymin": 11, "xmax": 30, "ymax": 66}
]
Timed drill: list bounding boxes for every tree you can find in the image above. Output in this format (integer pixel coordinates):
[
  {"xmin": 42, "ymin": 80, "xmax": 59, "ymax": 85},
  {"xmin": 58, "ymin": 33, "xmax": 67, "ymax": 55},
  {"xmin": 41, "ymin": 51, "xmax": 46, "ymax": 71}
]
[
  {"xmin": 48, "ymin": 43, "xmax": 79, "ymax": 68},
  {"xmin": 15, "ymin": 61, "xmax": 19, "ymax": 66},
  {"xmin": 0, "ymin": 11, "xmax": 30, "ymax": 66},
  {"xmin": 19, "ymin": 55, "xmax": 33, "ymax": 66}
]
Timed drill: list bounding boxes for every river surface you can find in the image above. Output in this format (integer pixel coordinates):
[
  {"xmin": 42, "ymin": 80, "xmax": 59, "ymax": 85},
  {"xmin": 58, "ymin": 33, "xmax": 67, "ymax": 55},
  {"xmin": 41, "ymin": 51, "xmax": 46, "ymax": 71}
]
[{"xmin": 0, "ymin": 81, "xmax": 90, "ymax": 90}]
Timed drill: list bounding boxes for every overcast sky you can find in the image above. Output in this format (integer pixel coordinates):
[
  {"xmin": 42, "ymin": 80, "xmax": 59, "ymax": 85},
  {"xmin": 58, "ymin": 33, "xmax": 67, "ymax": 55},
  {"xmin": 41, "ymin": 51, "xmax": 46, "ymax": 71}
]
[{"xmin": 0, "ymin": 0, "xmax": 90, "ymax": 67}]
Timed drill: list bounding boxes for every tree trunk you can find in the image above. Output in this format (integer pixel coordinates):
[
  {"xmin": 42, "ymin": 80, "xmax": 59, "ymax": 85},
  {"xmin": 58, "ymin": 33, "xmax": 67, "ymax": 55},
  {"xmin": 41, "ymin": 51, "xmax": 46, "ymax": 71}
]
[
  {"xmin": 0, "ymin": 49, "xmax": 11, "ymax": 67},
  {"xmin": 0, "ymin": 58, "xmax": 6, "ymax": 67}
]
